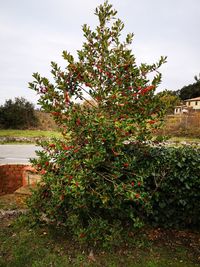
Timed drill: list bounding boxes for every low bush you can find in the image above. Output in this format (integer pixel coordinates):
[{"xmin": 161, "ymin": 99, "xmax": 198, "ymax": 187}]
[
  {"xmin": 28, "ymin": 142, "xmax": 200, "ymax": 247},
  {"xmin": 124, "ymin": 143, "xmax": 200, "ymax": 229}
]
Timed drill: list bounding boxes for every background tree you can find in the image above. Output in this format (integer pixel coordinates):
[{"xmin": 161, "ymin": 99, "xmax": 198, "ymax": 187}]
[
  {"xmin": 29, "ymin": 1, "xmax": 166, "ymax": 245},
  {"xmin": 156, "ymin": 89, "xmax": 181, "ymax": 114},
  {"xmin": 0, "ymin": 97, "xmax": 38, "ymax": 129},
  {"xmin": 177, "ymin": 75, "xmax": 200, "ymax": 100}
]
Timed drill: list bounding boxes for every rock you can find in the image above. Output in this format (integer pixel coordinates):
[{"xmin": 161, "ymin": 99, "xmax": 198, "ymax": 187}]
[{"xmin": 0, "ymin": 208, "xmax": 28, "ymax": 220}]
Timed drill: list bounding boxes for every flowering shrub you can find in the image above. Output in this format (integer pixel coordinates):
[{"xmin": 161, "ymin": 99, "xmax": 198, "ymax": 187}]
[{"xmin": 28, "ymin": 1, "xmax": 167, "ymax": 245}]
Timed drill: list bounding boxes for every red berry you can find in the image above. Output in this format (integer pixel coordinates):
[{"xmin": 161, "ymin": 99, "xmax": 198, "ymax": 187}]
[
  {"xmin": 123, "ymin": 163, "xmax": 129, "ymax": 167},
  {"xmin": 40, "ymin": 169, "xmax": 46, "ymax": 175},
  {"xmin": 49, "ymin": 143, "xmax": 55, "ymax": 148},
  {"xmin": 76, "ymin": 118, "xmax": 81, "ymax": 126},
  {"xmin": 79, "ymin": 233, "xmax": 85, "ymax": 238}
]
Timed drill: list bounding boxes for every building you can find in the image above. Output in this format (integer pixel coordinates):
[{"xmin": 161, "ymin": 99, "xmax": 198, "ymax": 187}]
[
  {"xmin": 185, "ymin": 97, "xmax": 200, "ymax": 110},
  {"xmin": 174, "ymin": 105, "xmax": 189, "ymax": 115},
  {"xmin": 174, "ymin": 97, "xmax": 200, "ymax": 115}
]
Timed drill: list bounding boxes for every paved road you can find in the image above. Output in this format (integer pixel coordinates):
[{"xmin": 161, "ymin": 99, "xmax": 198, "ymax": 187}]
[{"xmin": 0, "ymin": 144, "xmax": 41, "ymax": 164}]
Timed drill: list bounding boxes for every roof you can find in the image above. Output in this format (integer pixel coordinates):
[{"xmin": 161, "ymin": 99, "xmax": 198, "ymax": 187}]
[
  {"xmin": 185, "ymin": 97, "xmax": 200, "ymax": 102},
  {"xmin": 174, "ymin": 105, "xmax": 187, "ymax": 108}
]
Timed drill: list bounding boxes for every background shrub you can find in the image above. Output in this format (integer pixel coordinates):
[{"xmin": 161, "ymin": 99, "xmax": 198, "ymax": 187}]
[
  {"xmin": 0, "ymin": 97, "xmax": 38, "ymax": 129},
  {"xmin": 125, "ymin": 143, "xmax": 200, "ymax": 229}
]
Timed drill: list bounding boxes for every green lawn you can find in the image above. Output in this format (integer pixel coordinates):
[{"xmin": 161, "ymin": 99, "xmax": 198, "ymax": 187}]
[
  {"xmin": 0, "ymin": 129, "xmax": 200, "ymax": 144},
  {"xmin": 0, "ymin": 129, "xmax": 61, "ymax": 138},
  {"xmin": 0, "ymin": 129, "xmax": 62, "ymax": 143},
  {"xmin": 0, "ymin": 167, "xmax": 199, "ymax": 267},
  {"xmin": 0, "ymin": 214, "xmax": 199, "ymax": 267}
]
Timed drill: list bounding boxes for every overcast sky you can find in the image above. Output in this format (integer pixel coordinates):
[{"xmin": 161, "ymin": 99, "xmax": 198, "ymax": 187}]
[{"xmin": 0, "ymin": 0, "xmax": 200, "ymax": 106}]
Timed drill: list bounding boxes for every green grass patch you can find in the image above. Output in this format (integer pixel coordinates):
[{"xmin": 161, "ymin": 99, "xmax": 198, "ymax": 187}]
[
  {"xmin": 0, "ymin": 129, "xmax": 199, "ymax": 144},
  {"xmin": 169, "ymin": 136, "xmax": 200, "ymax": 143},
  {"xmin": 0, "ymin": 129, "xmax": 63, "ymax": 144},
  {"xmin": 0, "ymin": 214, "xmax": 199, "ymax": 267},
  {"xmin": 0, "ymin": 130, "xmax": 61, "ymax": 138},
  {"xmin": 0, "ymin": 194, "xmax": 18, "ymax": 210}
]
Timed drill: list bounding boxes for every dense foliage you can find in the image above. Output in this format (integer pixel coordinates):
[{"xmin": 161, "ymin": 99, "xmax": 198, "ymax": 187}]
[
  {"xmin": 28, "ymin": 1, "xmax": 170, "ymax": 245},
  {"xmin": 28, "ymin": 141, "xmax": 200, "ymax": 246},
  {"xmin": 156, "ymin": 90, "xmax": 181, "ymax": 114},
  {"xmin": 149, "ymin": 146, "xmax": 200, "ymax": 229},
  {"xmin": 0, "ymin": 97, "xmax": 38, "ymax": 129},
  {"xmin": 125, "ymin": 144, "xmax": 200, "ymax": 229},
  {"xmin": 176, "ymin": 75, "xmax": 200, "ymax": 100}
]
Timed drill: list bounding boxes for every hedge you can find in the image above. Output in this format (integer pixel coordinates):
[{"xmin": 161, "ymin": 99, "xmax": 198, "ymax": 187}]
[{"xmin": 125, "ymin": 143, "xmax": 200, "ymax": 229}]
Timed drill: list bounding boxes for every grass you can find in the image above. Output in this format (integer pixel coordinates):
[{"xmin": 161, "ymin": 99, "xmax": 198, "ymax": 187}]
[
  {"xmin": 1, "ymin": 129, "xmax": 200, "ymax": 145},
  {"xmin": 0, "ymin": 129, "xmax": 61, "ymax": 138},
  {"xmin": 0, "ymin": 189, "xmax": 199, "ymax": 267},
  {"xmin": 169, "ymin": 136, "xmax": 200, "ymax": 143},
  {"xmin": 0, "ymin": 194, "xmax": 18, "ymax": 210},
  {"xmin": 160, "ymin": 113, "xmax": 200, "ymax": 138},
  {"xmin": 0, "ymin": 129, "xmax": 62, "ymax": 144},
  {"xmin": 0, "ymin": 213, "xmax": 199, "ymax": 267}
]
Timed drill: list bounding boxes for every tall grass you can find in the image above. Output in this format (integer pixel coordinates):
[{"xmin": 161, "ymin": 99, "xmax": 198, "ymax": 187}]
[{"xmin": 158, "ymin": 112, "xmax": 200, "ymax": 138}]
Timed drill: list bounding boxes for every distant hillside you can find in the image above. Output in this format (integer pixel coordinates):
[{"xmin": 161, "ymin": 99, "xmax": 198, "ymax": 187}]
[{"xmin": 34, "ymin": 110, "xmax": 57, "ymax": 130}]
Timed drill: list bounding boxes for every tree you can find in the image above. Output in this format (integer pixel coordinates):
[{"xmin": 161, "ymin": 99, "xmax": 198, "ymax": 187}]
[
  {"xmin": 0, "ymin": 97, "xmax": 38, "ymax": 129},
  {"xmin": 29, "ymin": 1, "xmax": 166, "ymax": 245},
  {"xmin": 156, "ymin": 90, "xmax": 181, "ymax": 114},
  {"xmin": 177, "ymin": 75, "xmax": 200, "ymax": 100}
]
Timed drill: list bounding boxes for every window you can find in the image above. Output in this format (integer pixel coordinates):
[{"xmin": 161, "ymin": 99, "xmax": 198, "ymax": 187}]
[{"xmin": 195, "ymin": 101, "xmax": 198, "ymax": 105}]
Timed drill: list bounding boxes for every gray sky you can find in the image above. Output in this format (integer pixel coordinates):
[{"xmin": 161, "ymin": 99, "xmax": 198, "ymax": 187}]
[{"xmin": 0, "ymin": 0, "xmax": 200, "ymax": 106}]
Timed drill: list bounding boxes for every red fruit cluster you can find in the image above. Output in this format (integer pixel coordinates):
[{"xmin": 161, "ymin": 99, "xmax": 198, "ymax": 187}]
[
  {"xmin": 49, "ymin": 143, "xmax": 55, "ymax": 148},
  {"xmin": 123, "ymin": 163, "xmax": 129, "ymax": 167},
  {"xmin": 76, "ymin": 118, "xmax": 81, "ymax": 126},
  {"xmin": 40, "ymin": 169, "xmax": 46, "ymax": 175},
  {"xmin": 62, "ymin": 145, "xmax": 74, "ymax": 151},
  {"xmin": 148, "ymin": 120, "xmax": 156, "ymax": 125},
  {"xmin": 65, "ymin": 92, "xmax": 70, "ymax": 104},
  {"xmin": 79, "ymin": 233, "xmax": 86, "ymax": 238},
  {"xmin": 51, "ymin": 111, "xmax": 61, "ymax": 117},
  {"xmin": 140, "ymin": 85, "xmax": 155, "ymax": 95}
]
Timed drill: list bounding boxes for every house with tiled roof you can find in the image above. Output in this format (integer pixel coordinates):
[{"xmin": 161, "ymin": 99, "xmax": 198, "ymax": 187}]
[
  {"xmin": 185, "ymin": 97, "xmax": 200, "ymax": 110},
  {"xmin": 174, "ymin": 97, "xmax": 200, "ymax": 114}
]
